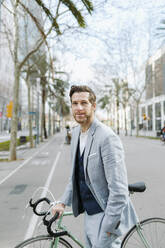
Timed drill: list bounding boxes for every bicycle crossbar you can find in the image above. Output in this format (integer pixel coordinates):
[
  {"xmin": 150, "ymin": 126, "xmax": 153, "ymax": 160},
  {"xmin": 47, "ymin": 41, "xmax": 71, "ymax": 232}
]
[{"xmin": 63, "ymin": 211, "xmax": 73, "ymax": 216}]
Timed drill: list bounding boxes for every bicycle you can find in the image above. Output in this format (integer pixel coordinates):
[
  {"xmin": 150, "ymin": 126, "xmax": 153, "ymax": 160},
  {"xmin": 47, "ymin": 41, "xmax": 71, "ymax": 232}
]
[
  {"xmin": 160, "ymin": 134, "xmax": 165, "ymax": 145},
  {"xmin": 14, "ymin": 182, "xmax": 165, "ymax": 248}
]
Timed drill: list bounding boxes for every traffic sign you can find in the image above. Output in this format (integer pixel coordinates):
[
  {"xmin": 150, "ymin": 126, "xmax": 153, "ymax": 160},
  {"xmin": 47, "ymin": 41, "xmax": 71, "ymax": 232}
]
[
  {"xmin": 29, "ymin": 112, "xmax": 36, "ymax": 115},
  {"xmin": 6, "ymin": 101, "xmax": 13, "ymax": 118}
]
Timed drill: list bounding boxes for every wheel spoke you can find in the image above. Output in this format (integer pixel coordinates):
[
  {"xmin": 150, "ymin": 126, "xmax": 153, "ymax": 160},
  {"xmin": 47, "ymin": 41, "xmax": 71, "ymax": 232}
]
[{"xmin": 122, "ymin": 218, "xmax": 165, "ymax": 248}]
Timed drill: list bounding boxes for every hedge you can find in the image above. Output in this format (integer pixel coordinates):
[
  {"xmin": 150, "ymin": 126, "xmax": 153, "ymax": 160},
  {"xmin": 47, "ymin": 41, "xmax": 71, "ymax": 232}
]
[{"xmin": 0, "ymin": 136, "xmax": 30, "ymax": 151}]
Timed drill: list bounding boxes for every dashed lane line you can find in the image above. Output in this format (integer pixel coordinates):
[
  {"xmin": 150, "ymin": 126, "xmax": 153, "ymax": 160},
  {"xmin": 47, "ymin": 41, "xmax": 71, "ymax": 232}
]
[
  {"xmin": 0, "ymin": 137, "xmax": 62, "ymax": 186},
  {"xmin": 24, "ymin": 150, "xmax": 62, "ymax": 240}
]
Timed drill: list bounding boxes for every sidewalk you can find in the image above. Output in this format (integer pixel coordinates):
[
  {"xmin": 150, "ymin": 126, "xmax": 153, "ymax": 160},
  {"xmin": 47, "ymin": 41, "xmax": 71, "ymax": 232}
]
[
  {"xmin": 0, "ymin": 142, "xmax": 30, "ymax": 160},
  {"xmin": 0, "ymin": 130, "xmax": 37, "ymax": 160},
  {"xmin": 0, "ymin": 135, "xmax": 55, "ymax": 162},
  {"xmin": 0, "ymin": 132, "xmax": 61, "ymax": 163}
]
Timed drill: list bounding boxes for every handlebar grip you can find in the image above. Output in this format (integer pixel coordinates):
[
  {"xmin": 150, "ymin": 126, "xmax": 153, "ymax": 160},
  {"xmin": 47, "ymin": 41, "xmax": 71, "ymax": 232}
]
[
  {"xmin": 29, "ymin": 197, "xmax": 51, "ymax": 216},
  {"xmin": 43, "ymin": 212, "xmax": 62, "ymax": 236},
  {"xmin": 43, "ymin": 212, "xmax": 59, "ymax": 226}
]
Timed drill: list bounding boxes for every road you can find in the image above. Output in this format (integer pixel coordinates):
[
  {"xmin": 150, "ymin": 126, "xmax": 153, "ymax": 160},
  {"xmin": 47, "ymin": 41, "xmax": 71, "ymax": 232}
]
[{"xmin": 0, "ymin": 132, "xmax": 164, "ymax": 247}]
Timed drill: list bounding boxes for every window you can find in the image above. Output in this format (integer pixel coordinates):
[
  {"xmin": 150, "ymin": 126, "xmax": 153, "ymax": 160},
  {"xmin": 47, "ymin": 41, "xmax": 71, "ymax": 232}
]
[
  {"xmin": 155, "ymin": 102, "xmax": 161, "ymax": 118},
  {"xmin": 147, "ymin": 105, "xmax": 152, "ymax": 130},
  {"xmin": 155, "ymin": 103, "xmax": 161, "ymax": 130}
]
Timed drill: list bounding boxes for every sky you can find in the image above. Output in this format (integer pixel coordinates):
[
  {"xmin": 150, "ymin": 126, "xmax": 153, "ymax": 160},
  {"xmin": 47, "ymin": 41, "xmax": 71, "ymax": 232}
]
[{"xmin": 55, "ymin": 0, "xmax": 165, "ymax": 85}]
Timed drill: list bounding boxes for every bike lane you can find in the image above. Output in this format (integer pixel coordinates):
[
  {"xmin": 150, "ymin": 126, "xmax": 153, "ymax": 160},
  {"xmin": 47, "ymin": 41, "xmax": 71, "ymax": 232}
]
[{"xmin": 0, "ymin": 132, "xmax": 67, "ymax": 247}]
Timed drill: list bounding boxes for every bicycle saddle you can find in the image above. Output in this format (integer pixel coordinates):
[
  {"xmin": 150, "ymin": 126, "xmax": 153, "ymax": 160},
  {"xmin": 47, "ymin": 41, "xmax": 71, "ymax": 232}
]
[{"xmin": 128, "ymin": 182, "xmax": 146, "ymax": 193}]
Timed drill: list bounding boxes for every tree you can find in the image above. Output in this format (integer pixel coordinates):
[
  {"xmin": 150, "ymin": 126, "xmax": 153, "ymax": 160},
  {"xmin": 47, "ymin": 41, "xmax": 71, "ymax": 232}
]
[
  {"xmin": 120, "ymin": 81, "xmax": 135, "ymax": 136},
  {"xmin": 1, "ymin": 0, "xmax": 94, "ymax": 160},
  {"xmin": 98, "ymin": 94, "xmax": 111, "ymax": 125}
]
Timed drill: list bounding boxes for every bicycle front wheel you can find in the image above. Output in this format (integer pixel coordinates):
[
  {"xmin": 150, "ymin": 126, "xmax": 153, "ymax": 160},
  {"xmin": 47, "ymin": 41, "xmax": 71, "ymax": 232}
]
[
  {"xmin": 15, "ymin": 235, "xmax": 73, "ymax": 248},
  {"xmin": 122, "ymin": 217, "xmax": 165, "ymax": 248}
]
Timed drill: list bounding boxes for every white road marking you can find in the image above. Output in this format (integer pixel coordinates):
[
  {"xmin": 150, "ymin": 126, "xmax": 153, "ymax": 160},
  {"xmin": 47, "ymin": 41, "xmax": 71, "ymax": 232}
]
[
  {"xmin": 24, "ymin": 150, "xmax": 62, "ymax": 240},
  {"xmin": 0, "ymin": 138, "xmax": 56, "ymax": 186}
]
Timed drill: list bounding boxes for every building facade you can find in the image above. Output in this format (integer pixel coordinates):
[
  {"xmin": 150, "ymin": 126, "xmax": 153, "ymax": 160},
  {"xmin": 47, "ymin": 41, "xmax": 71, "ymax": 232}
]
[
  {"xmin": 136, "ymin": 46, "xmax": 165, "ymax": 136},
  {"xmin": 0, "ymin": 1, "xmax": 14, "ymax": 132},
  {"xmin": 0, "ymin": 1, "xmax": 44, "ymax": 134}
]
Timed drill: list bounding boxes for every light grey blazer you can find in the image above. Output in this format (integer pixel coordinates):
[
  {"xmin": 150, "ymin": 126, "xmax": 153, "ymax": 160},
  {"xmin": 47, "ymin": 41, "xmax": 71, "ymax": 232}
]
[{"xmin": 60, "ymin": 118, "xmax": 138, "ymax": 236}]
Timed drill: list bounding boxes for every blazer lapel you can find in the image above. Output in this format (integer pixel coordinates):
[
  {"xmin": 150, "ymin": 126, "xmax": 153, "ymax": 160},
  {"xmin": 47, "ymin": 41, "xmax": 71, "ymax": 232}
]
[
  {"xmin": 72, "ymin": 126, "xmax": 80, "ymax": 180},
  {"xmin": 83, "ymin": 133, "xmax": 93, "ymax": 176},
  {"xmin": 84, "ymin": 118, "xmax": 98, "ymax": 177}
]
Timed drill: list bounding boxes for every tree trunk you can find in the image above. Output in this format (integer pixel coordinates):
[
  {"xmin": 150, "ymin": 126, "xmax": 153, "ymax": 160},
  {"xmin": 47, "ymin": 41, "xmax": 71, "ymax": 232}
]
[
  {"xmin": 9, "ymin": 67, "xmax": 20, "ymax": 160},
  {"xmin": 41, "ymin": 81, "xmax": 47, "ymax": 140},
  {"xmin": 136, "ymin": 101, "xmax": 140, "ymax": 136},
  {"xmin": 124, "ymin": 107, "xmax": 128, "ymax": 136},
  {"xmin": 48, "ymin": 105, "xmax": 51, "ymax": 136},
  {"xmin": 40, "ymin": 93, "xmax": 44, "ymax": 142},
  {"xmin": 9, "ymin": 1, "xmax": 19, "ymax": 161},
  {"xmin": 116, "ymin": 98, "xmax": 120, "ymax": 135},
  {"xmin": 27, "ymin": 78, "xmax": 34, "ymax": 148}
]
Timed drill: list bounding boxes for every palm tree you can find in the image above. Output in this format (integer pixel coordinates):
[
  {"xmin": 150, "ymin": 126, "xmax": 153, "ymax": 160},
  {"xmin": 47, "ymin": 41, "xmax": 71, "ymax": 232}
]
[
  {"xmin": 34, "ymin": 0, "xmax": 94, "ymax": 34},
  {"xmin": 98, "ymin": 95, "xmax": 111, "ymax": 126},
  {"xmin": 121, "ymin": 81, "xmax": 135, "ymax": 136}
]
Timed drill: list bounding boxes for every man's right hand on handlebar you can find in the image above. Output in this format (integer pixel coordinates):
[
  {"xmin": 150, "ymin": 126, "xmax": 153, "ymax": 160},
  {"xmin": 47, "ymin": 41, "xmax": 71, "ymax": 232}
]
[{"xmin": 52, "ymin": 202, "xmax": 65, "ymax": 218}]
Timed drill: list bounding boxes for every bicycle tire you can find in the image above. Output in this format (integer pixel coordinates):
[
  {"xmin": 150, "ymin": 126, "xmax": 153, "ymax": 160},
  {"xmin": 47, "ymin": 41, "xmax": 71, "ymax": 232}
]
[
  {"xmin": 121, "ymin": 217, "xmax": 165, "ymax": 248},
  {"xmin": 14, "ymin": 235, "xmax": 73, "ymax": 248}
]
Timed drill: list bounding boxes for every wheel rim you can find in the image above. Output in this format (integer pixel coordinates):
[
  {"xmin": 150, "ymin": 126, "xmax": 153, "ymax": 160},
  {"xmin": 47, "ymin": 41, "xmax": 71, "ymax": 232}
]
[
  {"xmin": 16, "ymin": 236, "xmax": 72, "ymax": 248},
  {"xmin": 122, "ymin": 218, "xmax": 165, "ymax": 248}
]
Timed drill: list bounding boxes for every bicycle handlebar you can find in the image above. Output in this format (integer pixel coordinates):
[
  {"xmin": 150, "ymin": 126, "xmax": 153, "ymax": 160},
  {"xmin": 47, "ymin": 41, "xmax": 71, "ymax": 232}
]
[
  {"xmin": 29, "ymin": 197, "xmax": 51, "ymax": 216},
  {"xmin": 43, "ymin": 212, "xmax": 68, "ymax": 236},
  {"xmin": 29, "ymin": 197, "xmax": 68, "ymax": 237}
]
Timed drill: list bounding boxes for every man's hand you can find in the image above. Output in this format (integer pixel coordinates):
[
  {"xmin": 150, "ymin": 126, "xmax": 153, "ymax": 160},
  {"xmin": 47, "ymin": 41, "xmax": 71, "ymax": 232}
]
[
  {"xmin": 107, "ymin": 232, "xmax": 111, "ymax": 237},
  {"xmin": 52, "ymin": 203, "xmax": 65, "ymax": 218}
]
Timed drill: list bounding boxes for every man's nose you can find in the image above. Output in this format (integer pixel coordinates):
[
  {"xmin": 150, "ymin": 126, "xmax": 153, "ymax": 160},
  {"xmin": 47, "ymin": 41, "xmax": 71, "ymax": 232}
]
[{"xmin": 77, "ymin": 103, "xmax": 83, "ymax": 110}]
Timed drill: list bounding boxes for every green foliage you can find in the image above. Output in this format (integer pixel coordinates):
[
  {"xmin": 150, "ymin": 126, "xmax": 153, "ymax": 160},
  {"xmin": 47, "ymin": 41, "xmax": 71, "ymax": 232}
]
[
  {"xmin": 0, "ymin": 141, "xmax": 10, "ymax": 151},
  {"xmin": 98, "ymin": 95, "xmax": 110, "ymax": 109},
  {"xmin": 61, "ymin": 0, "xmax": 86, "ymax": 28},
  {"xmin": 137, "ymin": 136, "xmax": 159, "ymax": 140},
  {"xmin": 0, "ymin": 137, "xmax": 30, "ymax": 151},
  {"xmin": 34, "ymin": 0, "xmax": 94, "ymax": 33},
  {"xmin": 81, "ymin": 0, "xmax": 94, "ymax": 14},
  {"xmin": 34, "ymin": 0, "xmax": 61, "ymax": 34},
  {"xmin": 55, "ymin": 96, "xmax": 70, "ymax": 117}
]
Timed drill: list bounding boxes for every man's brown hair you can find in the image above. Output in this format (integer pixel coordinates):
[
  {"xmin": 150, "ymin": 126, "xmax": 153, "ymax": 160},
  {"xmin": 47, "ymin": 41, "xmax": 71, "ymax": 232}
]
[{"xmin": 69, "ymin": 85, "xmax": 96, "ymax": 104}]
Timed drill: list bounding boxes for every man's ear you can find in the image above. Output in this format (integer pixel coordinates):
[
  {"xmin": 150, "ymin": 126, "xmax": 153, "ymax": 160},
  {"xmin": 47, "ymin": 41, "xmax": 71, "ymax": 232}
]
[{"xmin": 93, "ymin": 102, "xmax": 96, "ymax": 111}]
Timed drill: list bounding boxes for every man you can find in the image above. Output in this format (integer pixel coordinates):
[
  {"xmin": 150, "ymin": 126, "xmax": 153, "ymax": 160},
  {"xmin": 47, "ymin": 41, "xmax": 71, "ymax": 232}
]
[
  {"xmin": 161, "ymin": 124, "xmax": 165, "ymax": 141},
  {"xmin": 53, "ymin": 85, "xmax": 138, "ymax": 247}
]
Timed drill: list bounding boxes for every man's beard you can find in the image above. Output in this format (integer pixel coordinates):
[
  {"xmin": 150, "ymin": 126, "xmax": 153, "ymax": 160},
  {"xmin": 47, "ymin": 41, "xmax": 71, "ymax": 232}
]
[{"xmin": 74, "ymin": 113, "xmax": 91, "ymax": 124}]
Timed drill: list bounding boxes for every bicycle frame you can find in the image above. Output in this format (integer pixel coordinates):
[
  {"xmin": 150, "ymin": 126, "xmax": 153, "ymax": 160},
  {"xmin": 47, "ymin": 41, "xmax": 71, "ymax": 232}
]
[
  {"xmin": 51, "ymin": 211, "xmax": 85, "ymax": 248},
  {"xmin": 52, "ymin": 214, "xmax": 153, "ymax": 248}
]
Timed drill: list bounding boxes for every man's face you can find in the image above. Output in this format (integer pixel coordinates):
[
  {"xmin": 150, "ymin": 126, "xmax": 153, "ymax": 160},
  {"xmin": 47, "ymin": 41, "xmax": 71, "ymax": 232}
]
[{"xmin": 71, "ymin": 92, "xmax": 96, "ymax": 125}]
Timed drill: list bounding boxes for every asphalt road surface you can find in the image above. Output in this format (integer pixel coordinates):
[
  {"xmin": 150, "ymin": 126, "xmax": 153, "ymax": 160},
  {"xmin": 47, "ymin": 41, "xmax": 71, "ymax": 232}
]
[{"xmin": 0, "ymin": 132, "xmax": 164, "ymax": 247}]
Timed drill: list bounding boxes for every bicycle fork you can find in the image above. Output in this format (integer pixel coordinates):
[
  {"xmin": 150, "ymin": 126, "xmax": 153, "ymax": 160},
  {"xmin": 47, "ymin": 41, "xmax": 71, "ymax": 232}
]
[
  {"xmin": 136, "ymin": 223, "xmax": 152, "ymax": 248},
  {"xmin": 52, "ymin": 237, "xmax": 59, "ymax": 248}
]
